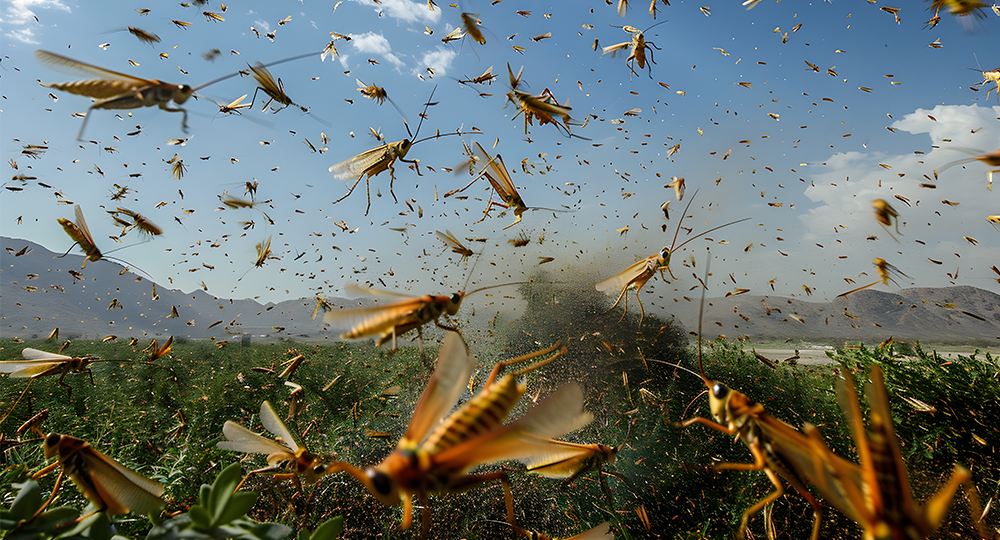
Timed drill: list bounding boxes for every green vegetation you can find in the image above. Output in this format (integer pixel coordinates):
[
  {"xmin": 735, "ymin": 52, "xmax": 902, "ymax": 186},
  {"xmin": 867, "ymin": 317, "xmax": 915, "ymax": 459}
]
[{"xmin": 2, "ymin": 279, "xmax": 997, "ymax": 539}]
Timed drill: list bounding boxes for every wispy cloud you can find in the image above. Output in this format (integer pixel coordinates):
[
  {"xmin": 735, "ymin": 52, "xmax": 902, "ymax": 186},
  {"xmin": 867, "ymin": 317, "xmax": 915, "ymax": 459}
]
[
  {"xmin": 412, "ymin": 46, "xmax": 456, "ymax": 78},
  {"xmin": 349, "ymin": 32, "xmax": 405, "ymax": 69},
  {"xmin": 2, "ymin": 0, "xmax": 69, "ymax": 25},
  {"xmin": 356, "ymin": 0, "xmax": 440, "ymax": 24},
  {"xmin": 5, "ymin": 27, "xmax": 38, "ymax": 44}
]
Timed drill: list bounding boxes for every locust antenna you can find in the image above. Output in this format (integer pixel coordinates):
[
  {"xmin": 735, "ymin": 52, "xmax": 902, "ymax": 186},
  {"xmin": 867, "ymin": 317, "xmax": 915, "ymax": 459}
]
[
  {"xmin": 406, "ymin": 85, "xmax": 438, "ymax": 140},
  {"xmin": 697, "ymin": 248, "xmax": 711, "ymax": 384},
  {"xmin": 192, "ymin": 51, "xmax": 320, "ymax": 92}
]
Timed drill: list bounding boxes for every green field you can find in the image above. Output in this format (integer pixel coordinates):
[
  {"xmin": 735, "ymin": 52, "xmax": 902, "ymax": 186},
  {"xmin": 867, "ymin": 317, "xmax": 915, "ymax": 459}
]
[{"xmin": 3, "ymin": 282, "xmax": 998, "ymax": 539}]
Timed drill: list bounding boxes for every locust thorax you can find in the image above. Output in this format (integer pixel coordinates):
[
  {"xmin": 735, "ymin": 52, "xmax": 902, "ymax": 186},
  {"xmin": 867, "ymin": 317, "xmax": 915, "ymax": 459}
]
[{"xmin": 174, "ymin": 85, "xmax": 195, "ymax": 104}]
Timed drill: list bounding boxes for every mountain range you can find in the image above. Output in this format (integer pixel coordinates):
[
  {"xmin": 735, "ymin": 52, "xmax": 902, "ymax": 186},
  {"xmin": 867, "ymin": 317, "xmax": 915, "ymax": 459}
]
[{"xmin": 3, "ymin": 237, "xmax": 999, "ymax": 346}]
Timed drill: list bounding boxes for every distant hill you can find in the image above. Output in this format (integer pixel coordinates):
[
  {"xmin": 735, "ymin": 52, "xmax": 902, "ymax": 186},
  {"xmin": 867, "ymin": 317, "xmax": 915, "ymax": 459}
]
[
  {"xmin": 674, "ymin": 285, "xmax": 1000, "ymax": 346},
  {"xmin": 4, "ymin": 236, "xmax": 999, "ymax": 346},
  {"xmin": 1, "ymin": 237, "xmax": 326, "ymax": 341}
]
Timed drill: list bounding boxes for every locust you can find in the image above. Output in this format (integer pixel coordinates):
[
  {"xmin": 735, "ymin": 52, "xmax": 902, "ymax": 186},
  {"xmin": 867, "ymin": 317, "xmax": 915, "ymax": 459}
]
[
  {"xmin": 595, "ymin": 191, "xmax": 749, "ymax": 326},
  {"xmin": 35, "ymin": 50, "xmax": 315, "ymax": 140},
  {"xmin": 325, "ymin": 332, "xmax": 591, "ymax": 539},
  {"xmin": 601, "ymin": 22, "xmax": 666, "ymax": 81},
  {"xmin": 330, "ymin": 85, "xmax": 478, "ymax": 215}
]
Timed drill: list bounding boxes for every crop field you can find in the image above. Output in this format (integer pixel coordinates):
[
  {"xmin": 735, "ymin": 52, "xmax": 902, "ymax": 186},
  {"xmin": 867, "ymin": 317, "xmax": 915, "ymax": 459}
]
[{"xmin": 3, "ymin": 283, "xmax": 999, "ymax": 539}]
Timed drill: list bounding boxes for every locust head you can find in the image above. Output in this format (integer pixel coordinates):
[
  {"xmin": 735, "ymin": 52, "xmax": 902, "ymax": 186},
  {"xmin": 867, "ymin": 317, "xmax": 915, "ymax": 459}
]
[
  {"xmin": 397, "ymin": 138, "xmax": 413, "ymax": 159},
  {"xmin": 173, "ymin": 85, "xmax": 195, "ymax": 104},
  {"xmin": 446, "ymin": 293, "xmax": 463, "ymax": 316},
  {"xmin": 364, "ymin": 464, "xmax": 403, "ymax": 507}
]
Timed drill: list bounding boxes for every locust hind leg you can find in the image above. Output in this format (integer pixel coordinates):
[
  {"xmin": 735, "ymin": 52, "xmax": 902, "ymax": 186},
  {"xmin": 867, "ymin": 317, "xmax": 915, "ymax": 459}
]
[
  {"xmin": 603, "ymin": 285, "xmax": 631, "ymax": 322},
  {"xmin": 332, "ymin": 174, "xmax": 364, "ymax": 205},
  {"xmin": 76, "ymin": 107, "xmax": 95, "ymax": 141},
  {"xmin": 57, "ymin": 371, "xmax": 73, "ymax": 402},
  {"xmin": 158, "ymin": 103, "xmax": 190, "ymax": 133},
  {"xmin": 634, "ymin": 288, "xmax": 645, "ymax": 327}
]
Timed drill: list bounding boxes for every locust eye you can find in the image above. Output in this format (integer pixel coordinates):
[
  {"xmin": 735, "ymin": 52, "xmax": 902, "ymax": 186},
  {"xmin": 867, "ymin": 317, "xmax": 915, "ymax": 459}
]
[
  {"xmin": 368, "ymin": 469, "xmax": 393, "ymax": 496},
  {"xmin": 712, "ymin": 382, "xmax": 729, "ymax": 399},
  {"xmin": 451, "ymin": 293, "xmax": 461, "ymax": 303},
  {"xmin": 45, "ymin": 433, "xmax": 61, "ymax": 446},
  {"xmin": 313, "ymin": 464, "xmax": 327, "ymax": 475},
  {"xmin": 179, "ymin": 84, "xmax": 192, "ymax": 92},
  {"xmin": 660, "ymin": 249, "xmax": 669, "ymax": 259}
]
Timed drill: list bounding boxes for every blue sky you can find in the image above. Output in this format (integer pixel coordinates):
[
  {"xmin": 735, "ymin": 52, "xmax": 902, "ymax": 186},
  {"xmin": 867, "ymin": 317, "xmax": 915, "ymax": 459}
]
[{"xmin": 1, "ymin": 0, "xmax": 997, "ymax": 317}]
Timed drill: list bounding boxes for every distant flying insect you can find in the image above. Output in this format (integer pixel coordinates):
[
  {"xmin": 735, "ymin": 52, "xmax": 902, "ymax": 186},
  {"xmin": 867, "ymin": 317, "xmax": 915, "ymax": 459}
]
[
  {"xmin": 218, "ymin": 401, "xmax": 336, "ymax": 491},
  {"xmin": 456, "ymin": 65, "xmax": 497, "ymax": 86},
  {"xmin": 837, "ymin": 258, "xmax": 911, "ymax": 297},
  {"xmin": 460, "ymin": 13, "xmax": 487, "ymax": 45},
  {"xmin": 596, "ymin": 192, "xmax": 749, "ymax": 325},
  {"xmin": 436, "ymin": 230, "xmax": 475, "ymax": 261},
  {"xmin": 871, "ymin": 199, "xmax": 902, "ymax": 242},
  {"xmin": 28, "ymin": 433, "xmax": 165, "ymax": 522},
  {"xmin": 122, "ymin": 26, "xmax": 161, "ymax": 45},
  {"xmin": 248, "ymin": 62, "xmax": 309, "ymax": 114},
  {"xmin": 109, "ymin": 207, "xmax": 162, "ymax": 237},
  {"xmin": 331, "ymin": 86, "xmax": 476, "ymax": 215},
  {"xmin": 454, "ymin": 141, "xmax": 570, "ymax": 230},
  {"xmin": 215, "ymin": 94, "xmax": 251, "ymax": 116},
  {"xmin": 505, "ymin": 64, "xmax": 584, "ymax": 138},
  {"xmin": 35, "ymin": 50, "xmax": 315, "ymax": 140},
  {"xmin": 968, "ymin": 65, "xmax": 1000, "ymax": 103},
  {"xmin": 602, "ymin": 22, "xmax": 666, "ymax": 81},
  {"xmin": 326, "ymin": 332, "xmax": 591, "ymax": 539},
  {"xmin": 936, "ymin": 148, "xmax": 1000, "ymax": 191},
  {"xmin": 316, "ymin": 275, "xmax": 521, "ymax": 353},
  {"xmin": 57, "ymin": 205, "xmax": 101, "ymax": 266}
]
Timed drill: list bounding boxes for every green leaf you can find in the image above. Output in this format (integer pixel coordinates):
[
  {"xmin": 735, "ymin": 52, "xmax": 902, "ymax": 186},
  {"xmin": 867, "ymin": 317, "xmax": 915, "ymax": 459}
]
[
  {"xmin": 208, "ymin": 463, "xmax": 242, "ymax": 518},
  {"xmin": 244, "ymin": 522, "xmax": 293, "ymax": 540},
  {"xmin": 28, "ymin": 506, "xmax": 80, "ymax": 534},
  {"xmin": 212, "ymin": 491, "xmax": 257, "ymax": 527},
  {"xmin": 187, "ymin": 505, "xmax": 211, "ymax": 529},
  {"xmin": 198, "ymin": 484, "xmax": 211, "ymax": 509},
  {"xmin": 309, "ymin": 516, "xmax": 343, "ymax": 540},
  {"xmin": 8, "ymin": 481, "xmax": 43, "ymax": 522}
]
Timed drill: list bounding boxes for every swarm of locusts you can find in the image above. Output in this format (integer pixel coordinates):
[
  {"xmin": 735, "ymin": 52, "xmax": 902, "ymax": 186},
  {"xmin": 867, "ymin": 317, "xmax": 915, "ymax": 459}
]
[{"xmin": 5, "ymin": 1, "xmax": 1000, "ymax": 539}]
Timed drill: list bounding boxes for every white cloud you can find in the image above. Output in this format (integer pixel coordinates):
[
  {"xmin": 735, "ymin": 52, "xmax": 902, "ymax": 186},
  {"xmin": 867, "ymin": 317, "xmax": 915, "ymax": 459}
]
[
  {"xmin": 356, "ymin": 0, "xmax": 440, "ymax": 24},
  {"xmin": 1, "ymin": 0, "xmax": 69, "ymax": 25},
  {"xmin": 349, "ymin": 32, "xmax": 404, "ymax": 69},
  {"xmin": 253, "ymin": 19, "xmax": 271, "ymax": 32},
  {"xmin": 798, "ymin": 104, "xmax": 1000, "ymax": 286},
  {"xmin": 412, "ymin": 46, "xmax": 455, "ymax": 78},
  {"xmin": 5, "ymin": 26, "xmax": 38, "ymax": 44}
]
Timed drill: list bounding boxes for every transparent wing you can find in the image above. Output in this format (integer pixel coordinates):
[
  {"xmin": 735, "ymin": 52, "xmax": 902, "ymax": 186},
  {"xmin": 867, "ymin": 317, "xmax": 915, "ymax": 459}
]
[
  {"xmin": 81, "ymin": 443, "xmax": 165, "ymax": 516},
  {"xmin": 35, "ymin": 50, "xmax": 150, "ymax": 84},
  {"xmin": 402, "ymin": 331, "xmax": 476, "ymax": 445},
  {"xmin": 74, "ymin": 205, "xmax": 97, "ymax": 247},
  {"xmin": 601, "ymin": 41, "xmax": 632, "ymax": 57},
  {"xmin": 520, "ymin": 440, "xmax": 595, "ymax": 478},
  {"xmin": 21, "ymin": 348, "xmax": 73, "ymax": 361},
  {"xmin": 344, "ymin": 282, "xmax": 414, "ymax": 300},
  {"xmin": 433, "ymin": 383, "xmax": 593, "ymax": 471},
  {"xmin": 329, "ymin": 145, "xmax": 391, "ymax": 180},
  {"xmin": 218, "ymin": 420, "xmax": 294, "ymax": 456},
  {"xmin": 0, "ymin": 359, "xmax": 61, "ymax": 377},
  {"xmin": 259, "ymin": 401, "xmax": 299, "ymax": 452},
  {"xmin": 595, "ymin": 257, "xmax": 653, "ymax": 294}
]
